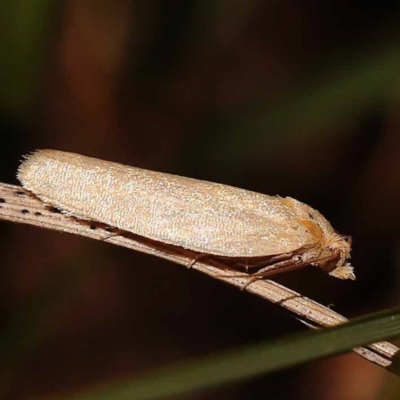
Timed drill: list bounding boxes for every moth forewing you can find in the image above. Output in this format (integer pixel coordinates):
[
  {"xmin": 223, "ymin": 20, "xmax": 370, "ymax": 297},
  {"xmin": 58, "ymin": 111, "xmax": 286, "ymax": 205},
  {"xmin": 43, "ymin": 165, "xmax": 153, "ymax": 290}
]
[{"xmin": 17, "ymin": 149, "xmax": 355, "ymax": 281}]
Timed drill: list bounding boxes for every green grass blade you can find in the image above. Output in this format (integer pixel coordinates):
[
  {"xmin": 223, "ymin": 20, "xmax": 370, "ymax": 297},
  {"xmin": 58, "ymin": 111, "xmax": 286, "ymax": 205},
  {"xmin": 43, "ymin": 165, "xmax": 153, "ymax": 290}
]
[{"xmin": 60, "ymin": 306, "xmax": 400, "ymax": 400}]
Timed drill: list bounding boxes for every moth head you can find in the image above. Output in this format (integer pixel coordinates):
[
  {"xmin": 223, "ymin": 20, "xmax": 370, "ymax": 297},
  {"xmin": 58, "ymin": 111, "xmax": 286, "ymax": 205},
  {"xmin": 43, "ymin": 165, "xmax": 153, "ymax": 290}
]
[{"xmin": 319, "ymin": 234, "xmax": 355, "ymax": 280}]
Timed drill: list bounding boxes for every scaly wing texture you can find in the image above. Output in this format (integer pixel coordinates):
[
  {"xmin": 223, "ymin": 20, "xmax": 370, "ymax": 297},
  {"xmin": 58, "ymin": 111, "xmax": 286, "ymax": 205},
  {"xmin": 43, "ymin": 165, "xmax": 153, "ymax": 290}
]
[{"xmin": 18, "ymin": 150, "xmax": 317, "ymax": 257}]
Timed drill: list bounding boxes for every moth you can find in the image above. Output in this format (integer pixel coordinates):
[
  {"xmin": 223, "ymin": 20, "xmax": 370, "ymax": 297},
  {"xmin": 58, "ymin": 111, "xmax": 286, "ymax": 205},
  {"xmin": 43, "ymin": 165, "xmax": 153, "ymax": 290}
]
[{"xmin": 17, "ymin": 150, "xmax": 355, "ymax": 281}]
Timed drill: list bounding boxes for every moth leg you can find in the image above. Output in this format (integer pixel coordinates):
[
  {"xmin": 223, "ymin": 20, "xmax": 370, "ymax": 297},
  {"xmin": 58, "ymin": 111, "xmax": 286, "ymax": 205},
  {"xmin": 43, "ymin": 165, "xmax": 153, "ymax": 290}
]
[
  {"xmin": 101, "ymin": 232, "xmax": 120, "ymax": 242},
  {"xmin": 187, "ymin": 253, "xmax": 209, "ymax": 269},
  {"xmin": 99, "ymin": 226, "xmax": 122, "ymax": 242},
  {"xmin": 244, "ymin": 261, "xmax": 249, "ymax": 273},
  {"xmin": 253, "ymin": 255, "xmax": 303, "ymax": 276},
  {"xmin": 236, "ymin": 252, "xmax": 294, "ymax": 270},
  {"xmin": 241, "ymin": 255, "xmax": 304, "ymax": 290}
]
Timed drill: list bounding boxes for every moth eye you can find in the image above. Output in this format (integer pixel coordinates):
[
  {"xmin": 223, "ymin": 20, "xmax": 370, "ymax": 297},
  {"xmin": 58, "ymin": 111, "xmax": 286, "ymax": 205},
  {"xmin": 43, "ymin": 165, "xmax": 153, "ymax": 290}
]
[{"xmin": 343, "ymin": 235, "xmax": 352, "ymax": 244}]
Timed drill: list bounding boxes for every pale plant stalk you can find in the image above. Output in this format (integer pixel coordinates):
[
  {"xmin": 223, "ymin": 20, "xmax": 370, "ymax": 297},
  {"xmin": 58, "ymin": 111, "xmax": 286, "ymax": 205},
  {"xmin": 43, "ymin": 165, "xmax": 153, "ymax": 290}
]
[{"xmin": 0, "ymin": 182, "xmax": 398, "ymax": 369}]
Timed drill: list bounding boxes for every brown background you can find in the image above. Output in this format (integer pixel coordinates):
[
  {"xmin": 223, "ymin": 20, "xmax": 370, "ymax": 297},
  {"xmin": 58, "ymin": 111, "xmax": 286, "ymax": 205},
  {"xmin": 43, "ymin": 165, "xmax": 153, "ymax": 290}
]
[{"xmin": 1, "ymin": 1, "xmax": 400, "ymax": 399}]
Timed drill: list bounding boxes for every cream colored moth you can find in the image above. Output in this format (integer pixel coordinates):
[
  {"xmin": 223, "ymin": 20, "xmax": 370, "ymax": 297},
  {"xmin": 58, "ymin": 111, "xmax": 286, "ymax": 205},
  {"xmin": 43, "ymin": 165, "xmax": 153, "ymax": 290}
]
[{"xmin": 17, "ymin": 150, "xmax": 355, "ymax": 281}]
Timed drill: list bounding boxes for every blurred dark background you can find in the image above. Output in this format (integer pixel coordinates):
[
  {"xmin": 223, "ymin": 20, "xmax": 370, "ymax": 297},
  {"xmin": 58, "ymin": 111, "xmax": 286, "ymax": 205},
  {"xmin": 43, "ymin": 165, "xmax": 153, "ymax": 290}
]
[{"xmin": 1, "ymin": 1, "xmax": 400, "ymax": 399}]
